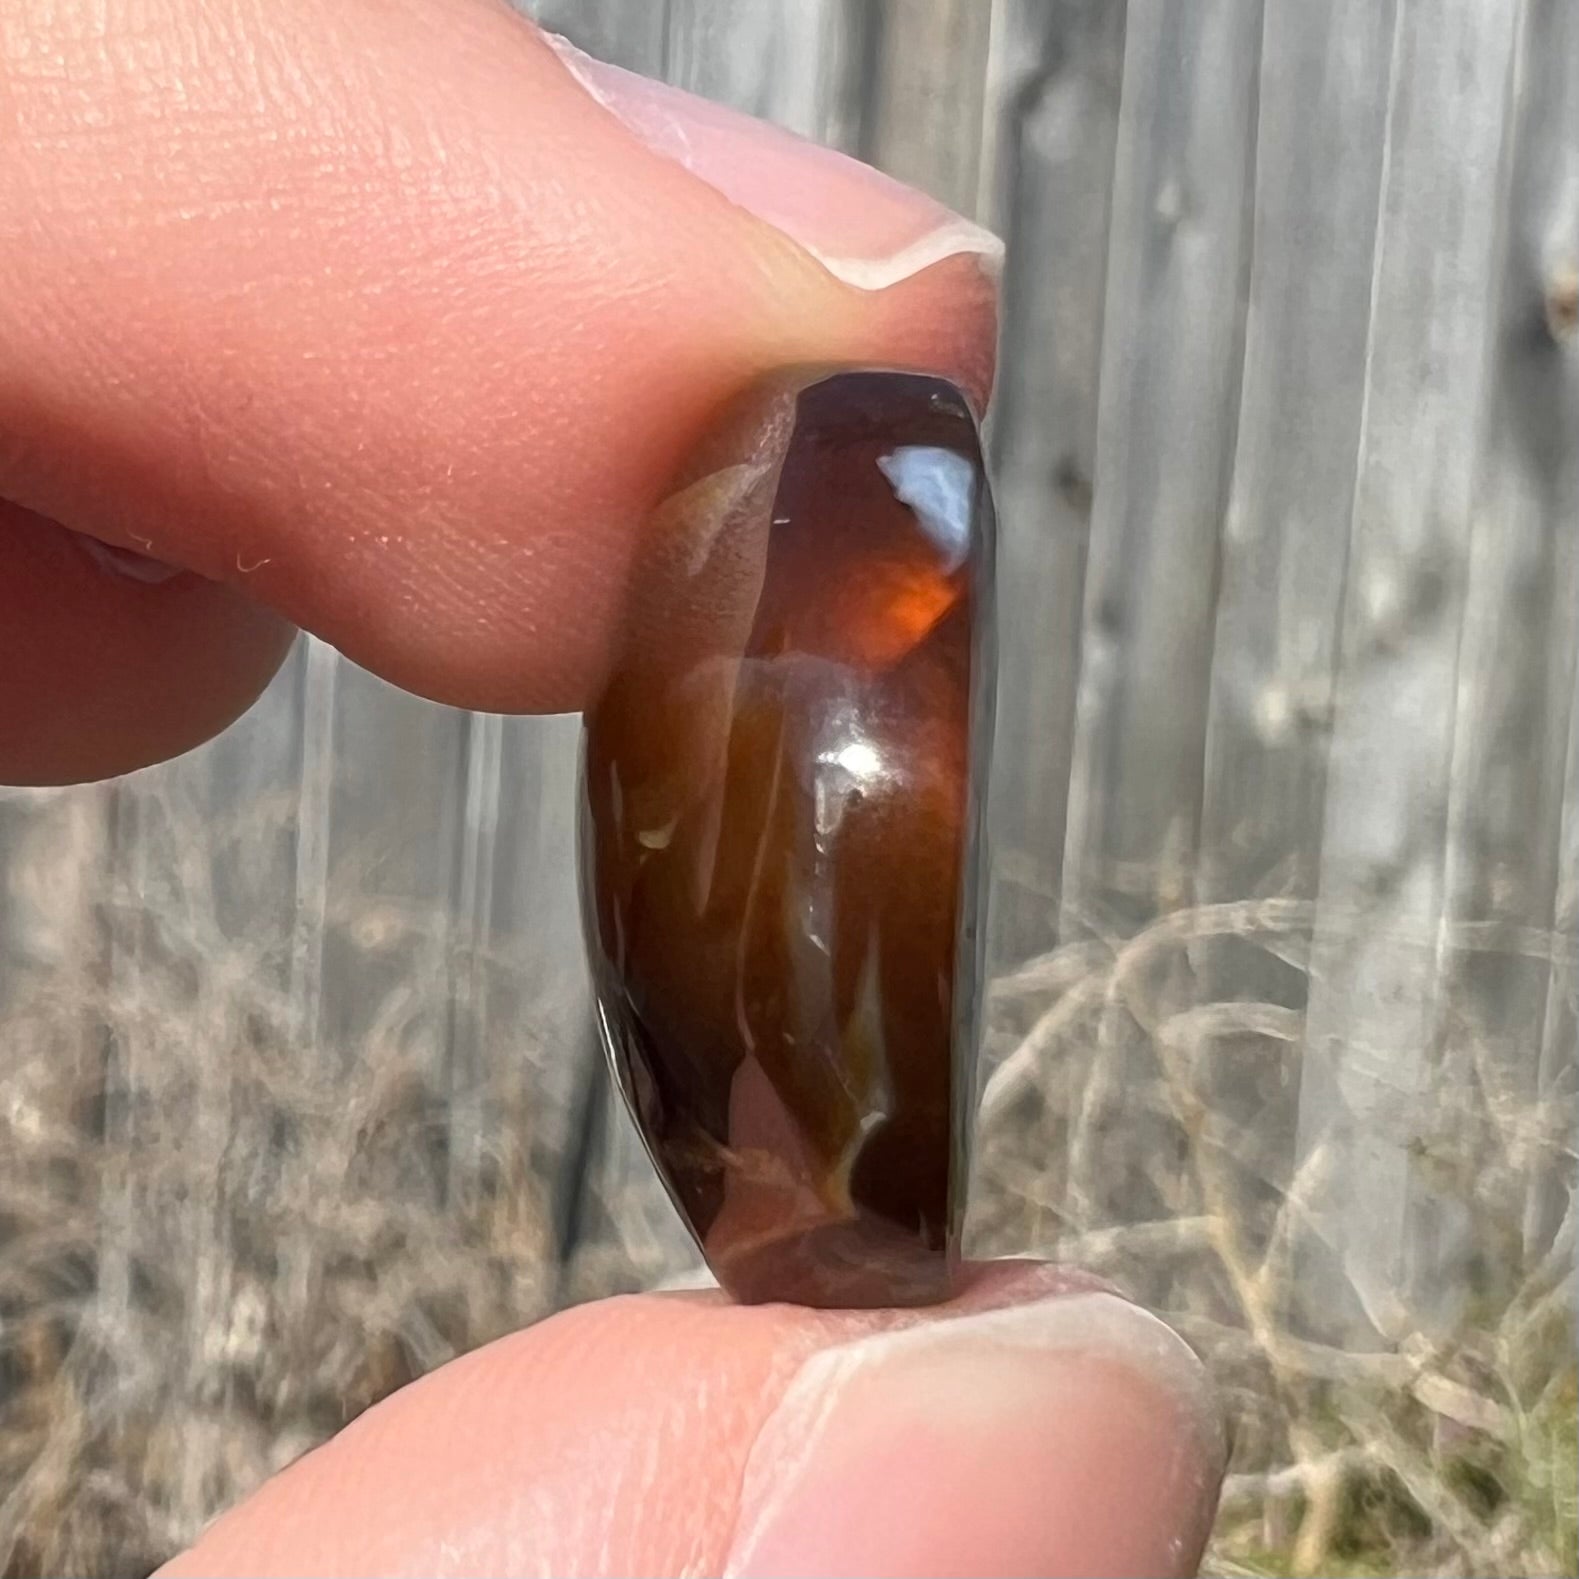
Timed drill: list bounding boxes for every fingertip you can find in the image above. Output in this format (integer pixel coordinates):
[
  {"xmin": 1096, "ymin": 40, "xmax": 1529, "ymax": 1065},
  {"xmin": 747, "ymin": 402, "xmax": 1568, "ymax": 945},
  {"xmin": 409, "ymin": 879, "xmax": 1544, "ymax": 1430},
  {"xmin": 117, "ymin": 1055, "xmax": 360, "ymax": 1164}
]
[
  {"xmin": 726, "ymin": 1290, "xmax": 1224, "ymax": 1578},
  {"xmin": 159, "ymin": 1274, "xmax": 1221, "ymax": 1579}
]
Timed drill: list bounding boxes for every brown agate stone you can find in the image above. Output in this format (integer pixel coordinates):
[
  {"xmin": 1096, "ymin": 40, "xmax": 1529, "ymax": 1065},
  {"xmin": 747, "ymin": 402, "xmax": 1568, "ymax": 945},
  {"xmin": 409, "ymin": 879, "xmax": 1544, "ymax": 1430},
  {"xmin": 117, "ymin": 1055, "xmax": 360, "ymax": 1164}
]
[{"xmin": 579, "ymin": 369, "xmax": 994, "ymax": 1308}]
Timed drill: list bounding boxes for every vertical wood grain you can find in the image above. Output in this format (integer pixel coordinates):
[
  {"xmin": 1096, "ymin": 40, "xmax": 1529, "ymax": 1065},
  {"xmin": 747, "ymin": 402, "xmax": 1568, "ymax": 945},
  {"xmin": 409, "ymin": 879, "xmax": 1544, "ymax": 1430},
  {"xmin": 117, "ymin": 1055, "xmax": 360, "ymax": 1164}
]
[
  {"xmin": 1059, "ymin": 0, "xmax": 1263, "ymax": 941},
  {"xmin": 859, "ymin": 1, "xmax": 995, "ymax": 221},
  {"xmin": 1183, "ymin": 0, "xmax": 1398, "ymax": 1330},
  {"xmin": 1037, "ymin": 0, "xmax": 1263, "ymax": 1249},
  {"xmin": 1198, "ymin": 0, "xmax": 1397, "ymax": 916},
  {"xmin": 1292, "ymin": 0, "xmax": 1526, "ymax": 1343},
  {"xmin": 1440, "ymin": 0, "xmax": 1579, "ymax": 1269},
  {"xmin": 980, "ymin": 0, "xmax": 1127, "ymax": 971},
  {"xmin": 664, "ymin": 0, "xmax": 865, "ymax": 148}
]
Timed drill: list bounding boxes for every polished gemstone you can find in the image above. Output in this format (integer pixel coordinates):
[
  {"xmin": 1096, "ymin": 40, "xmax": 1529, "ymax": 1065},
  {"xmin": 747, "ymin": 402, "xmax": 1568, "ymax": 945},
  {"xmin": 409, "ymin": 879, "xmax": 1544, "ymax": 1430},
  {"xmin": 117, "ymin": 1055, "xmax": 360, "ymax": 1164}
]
[{"xmin": 579, "ymin": 369, "xmax": 994, "ymax": 1307}]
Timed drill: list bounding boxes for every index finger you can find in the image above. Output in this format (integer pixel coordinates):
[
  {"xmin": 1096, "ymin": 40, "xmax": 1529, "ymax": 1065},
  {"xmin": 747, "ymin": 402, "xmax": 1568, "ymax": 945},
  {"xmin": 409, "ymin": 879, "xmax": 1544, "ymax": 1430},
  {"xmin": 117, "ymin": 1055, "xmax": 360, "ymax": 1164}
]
[{"xmin": 0, "ymin": 0, "xmax": 998, "ymax": 783}]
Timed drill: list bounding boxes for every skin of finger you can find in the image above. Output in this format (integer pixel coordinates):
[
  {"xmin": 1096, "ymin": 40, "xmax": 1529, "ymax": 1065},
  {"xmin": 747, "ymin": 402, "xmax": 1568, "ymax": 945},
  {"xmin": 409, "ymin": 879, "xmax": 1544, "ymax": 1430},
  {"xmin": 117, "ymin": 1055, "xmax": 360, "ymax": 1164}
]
[
  {"xmin": 0, "ymin": 0, "xmax": 996, "ymax": 784},
  {"xmin": 0, "ymin": 503, "xmax": 296, "ymax": 784},
  {"xmin": 157, "ymin": 1265, "xmax": 1216, "ymax": 1578}
]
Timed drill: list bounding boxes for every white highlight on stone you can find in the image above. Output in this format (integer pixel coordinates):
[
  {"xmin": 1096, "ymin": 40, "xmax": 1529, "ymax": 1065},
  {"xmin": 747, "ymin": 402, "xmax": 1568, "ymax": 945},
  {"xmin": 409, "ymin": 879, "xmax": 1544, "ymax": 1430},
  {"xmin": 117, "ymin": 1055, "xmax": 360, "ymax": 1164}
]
[{"xmin": 878, "ymin": 445, "xmax": 976, "ymax": 571}]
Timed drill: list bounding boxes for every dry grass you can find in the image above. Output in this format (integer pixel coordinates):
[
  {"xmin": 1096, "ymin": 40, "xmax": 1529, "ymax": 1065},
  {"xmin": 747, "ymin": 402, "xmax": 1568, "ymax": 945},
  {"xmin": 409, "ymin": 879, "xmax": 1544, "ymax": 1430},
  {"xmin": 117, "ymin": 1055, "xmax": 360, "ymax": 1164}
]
[
  {"xmin": 0, "ymin": 789, "xmax": 1574, "ymax": 1576},
  {"xmin": 0, "ymin": 782, "xmax": 589, "ymax": 1576},
  {"xmin": 971, "ymin": 895, "xmax": 1577, "ymax": 1579}
]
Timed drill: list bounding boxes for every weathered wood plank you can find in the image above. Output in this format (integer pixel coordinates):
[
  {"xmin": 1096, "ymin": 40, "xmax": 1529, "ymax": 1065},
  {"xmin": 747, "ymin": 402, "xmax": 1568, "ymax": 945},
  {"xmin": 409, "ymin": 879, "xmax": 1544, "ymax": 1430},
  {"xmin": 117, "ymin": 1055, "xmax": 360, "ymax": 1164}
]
[
  {"xmin": 859, "ymin": 1, "xmax": 995, "ymax": 221},
  {"xmin": 1198, "ymin": 0, "xmax": 1398, "ymax": 914},
  {"xmin": 1439, "ymin": 0, "xmax": 1579, "ymax": 1270},
  {"xmin": 969, "ymin": 0, "xmax": 1129, "ymax": 1259},
  {"xmin": 1059, "ymin": 0, "xmax": 1263, "ymax": 941},
  {"xmin": 1535, "ymin": 657, "xmax": 1579, "ymax": 1254},
  {"xmin": 475, "ymin": 711, "xmax": 600, "ymax": 1264},
  {"xmin": 980, "ymin": 0, "xmax": 1128, "ymax": 973},
  {"xmin": 664, "ymin": 0, "xmax": 865, "ymax": 148},
  {"xmin": 1184, "ymin": 0, "xmax": 1399, "ymax": 1325},
  {"xmin": 1292, "ymin": 0, "xmax": 1525, "ymax": 1344},
  {"xmin": 1043, "ymin": 0, "xmax": 1264, "ymax": 1251}
]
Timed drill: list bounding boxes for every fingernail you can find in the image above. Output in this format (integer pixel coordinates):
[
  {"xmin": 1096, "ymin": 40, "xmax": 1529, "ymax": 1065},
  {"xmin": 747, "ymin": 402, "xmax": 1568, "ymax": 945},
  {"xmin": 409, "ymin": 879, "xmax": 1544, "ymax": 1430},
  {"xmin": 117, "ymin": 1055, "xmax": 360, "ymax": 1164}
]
[
  {"xmin": 76, "ymin": 536, "xmax": 184, "ymax": 585},
  {"xmin": 541, "ymin": 33, "xmax": 1002, "ymax": 293},
  {"xmin": 726, "ymin": 1292, "xmax": 1225, "ymax": 1578}
]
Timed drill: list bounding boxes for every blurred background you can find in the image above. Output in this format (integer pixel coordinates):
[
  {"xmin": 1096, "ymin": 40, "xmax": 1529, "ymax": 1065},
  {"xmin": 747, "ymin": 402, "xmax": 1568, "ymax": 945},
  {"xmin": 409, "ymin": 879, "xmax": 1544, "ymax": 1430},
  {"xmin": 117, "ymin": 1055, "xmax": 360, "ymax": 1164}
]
[{"xmin": 1, "ymin": 1, "xmax": 1575, "ymax": 1574}]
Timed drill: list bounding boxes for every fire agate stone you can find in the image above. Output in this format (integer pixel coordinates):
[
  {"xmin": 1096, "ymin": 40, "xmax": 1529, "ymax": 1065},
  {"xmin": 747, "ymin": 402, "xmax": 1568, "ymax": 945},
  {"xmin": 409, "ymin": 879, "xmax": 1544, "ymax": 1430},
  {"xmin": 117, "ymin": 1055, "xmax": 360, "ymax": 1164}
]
[{"xmin": 579, "ymin": 369, "xmax": 994, "ymax": 1308}]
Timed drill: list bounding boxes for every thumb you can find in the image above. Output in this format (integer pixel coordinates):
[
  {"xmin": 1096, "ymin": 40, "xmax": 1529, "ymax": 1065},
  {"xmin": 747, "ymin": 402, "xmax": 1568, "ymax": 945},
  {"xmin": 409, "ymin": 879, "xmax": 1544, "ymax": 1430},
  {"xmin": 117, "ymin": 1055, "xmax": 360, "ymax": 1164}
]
[{"xmin": 158, "ymin": 1264, "xmax": 1225, "ymax": 1578}]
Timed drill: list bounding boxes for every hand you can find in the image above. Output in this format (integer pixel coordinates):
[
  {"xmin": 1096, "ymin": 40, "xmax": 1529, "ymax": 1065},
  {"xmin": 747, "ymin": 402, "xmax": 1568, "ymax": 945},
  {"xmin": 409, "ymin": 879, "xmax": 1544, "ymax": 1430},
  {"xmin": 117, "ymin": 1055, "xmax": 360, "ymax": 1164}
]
[{"xmin": 2, "ymin": 2, "xmax": 1225, "ymax": 1572}]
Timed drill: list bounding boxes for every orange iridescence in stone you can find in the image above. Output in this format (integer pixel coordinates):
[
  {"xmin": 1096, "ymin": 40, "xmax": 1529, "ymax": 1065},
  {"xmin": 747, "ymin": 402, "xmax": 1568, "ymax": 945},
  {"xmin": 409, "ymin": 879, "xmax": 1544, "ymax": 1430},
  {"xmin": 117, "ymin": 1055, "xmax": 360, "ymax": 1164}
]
[{"xmin": 581, "ymin": 371, "xmax": 990, "ymax": 1307}]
